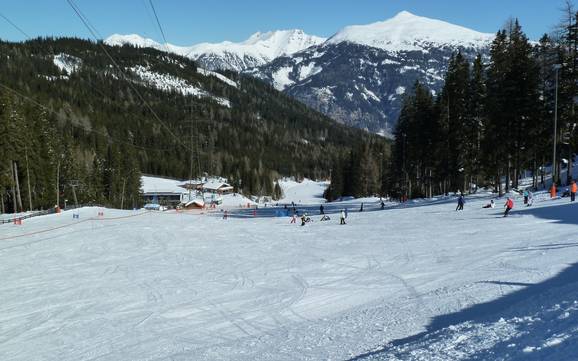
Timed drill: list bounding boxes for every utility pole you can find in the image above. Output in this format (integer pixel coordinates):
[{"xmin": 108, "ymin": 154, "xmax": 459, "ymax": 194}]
[
  {"xmin": 69, "ymin": 180, "xmax": 79, "ymax": 209},
  {"xmin": 56, "ymin": 160, "xmax": 60, "ymax": 209},
  {"xmin": 120, "ymin": 179, "xmax": 126, "ymax": 209},
  {"xmin": 10, "ymin": 161, "xmax": 17, "ymax": 213},
  {"xmin": 13, "ymin": 161, "xmax": 23, "ymax": 213},
  {"xmin": 25, "ymin": 147, "xmax": 33, "ymax": 211},
  {"xmin": 553, "ymin": 64, "xmax": 562, "ymax": 184}
]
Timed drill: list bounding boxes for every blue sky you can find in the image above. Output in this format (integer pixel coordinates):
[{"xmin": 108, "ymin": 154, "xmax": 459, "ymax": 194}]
[{"xmin": 0, "ymin": 0, "xmax": 573, "ymax": 44}]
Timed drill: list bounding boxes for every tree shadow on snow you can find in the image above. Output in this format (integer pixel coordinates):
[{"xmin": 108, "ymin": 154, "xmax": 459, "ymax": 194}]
[
  {"xmin": 513, "ymin": 202, "xmax": 578, "ymax": 226},
  {"xmin": 509, "ymin": 242, "xmax": 578, "ymax": 252},
  {"xmin": 349, "ymin": 262, "xmax": 578, "ymax": 360}
]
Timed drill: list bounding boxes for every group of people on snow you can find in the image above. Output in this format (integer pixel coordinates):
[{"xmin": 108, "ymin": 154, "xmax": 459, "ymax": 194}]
[
  {"xmin": 459, "ymin": 179, "xmax": 578, "ymax": 218},
  {"xmin": 549, "ymin": 180, "xmax": 578, "ymax": 201}
]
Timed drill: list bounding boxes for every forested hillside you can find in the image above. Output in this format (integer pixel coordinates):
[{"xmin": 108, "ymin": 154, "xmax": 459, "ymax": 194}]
[
  {"xmin": 0, "ymin": 37, "xmax": 387, "ymax": 212},
  {"xmin": 388, "ymin": 15, "xmax": 578, "ymax": 199}
]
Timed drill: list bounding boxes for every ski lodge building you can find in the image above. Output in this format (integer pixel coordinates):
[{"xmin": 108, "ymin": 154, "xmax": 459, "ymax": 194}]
[
  {"xmin": 201, "ymin": 180, "xmax": 234, "ymax": 195},
  {"xmin": 141, "ymin": 175, "xmax": 232, "ymax": 207},
  {"xmin": 141, "ymin": 175, "xmax": 203, "ymax": 207}
]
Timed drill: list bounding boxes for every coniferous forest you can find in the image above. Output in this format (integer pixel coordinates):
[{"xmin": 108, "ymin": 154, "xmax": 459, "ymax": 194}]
[
  {"xmin": 2, "ymin": 11, "xmax": 576, "ymax": 213},
  {"xmin": 0, "ymin": 37, "xmax": 388, "ymax": 212},
  {"xmin": 388, "ymin": 13, "xmax": 578, "ymax": 199}
]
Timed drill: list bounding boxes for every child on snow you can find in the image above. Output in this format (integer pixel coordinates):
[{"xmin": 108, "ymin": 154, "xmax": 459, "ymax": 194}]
[
  {"xmin": 523, "ymin": 190, "xmax": 529, "ymax": 205},
  {"xmin": 482, "ymin": 199, "xmax": 495, "ymax": 209},
  {"xmin": 456, "ymin": 194, "xmax": 465, "ymax": 211},
  {"xmin": 340, "ymin": 210, "xmax": 346, "ymax": 225}
]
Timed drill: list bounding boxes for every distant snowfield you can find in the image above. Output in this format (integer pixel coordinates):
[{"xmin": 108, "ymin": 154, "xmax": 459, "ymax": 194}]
[
  {"xmin": 279, "ymin": 178, "xmax": 329, "ymax": 204},
  {"xmin": 1, "ymin": 193, "xmax": 577, "ymax": 360},
  {"xmin": 130, "ymin": 65, "xmax": 231, "ymax": 107}
]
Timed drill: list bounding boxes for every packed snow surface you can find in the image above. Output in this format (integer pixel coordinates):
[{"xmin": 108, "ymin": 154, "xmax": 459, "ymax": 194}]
[
  {"xmin": 1, "ymin": 192, "xmax": 578, "ymax": 360},
  {"xmin": 279, "ymin": 178, "xmax": 329, "ymax": 204},
  {"xmin": 327, "ymin": 11, "xmax": 494, "ymax": 52}
]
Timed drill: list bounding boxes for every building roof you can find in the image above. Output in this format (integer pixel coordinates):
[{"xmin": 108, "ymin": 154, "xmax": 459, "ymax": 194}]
[
  {"xmin": 141, "ymin": 176, "xmax": 188, "ymax": 194},
  {"xmin": 202, "ymin": 180, "xmax": 233, "ymax": 191}
]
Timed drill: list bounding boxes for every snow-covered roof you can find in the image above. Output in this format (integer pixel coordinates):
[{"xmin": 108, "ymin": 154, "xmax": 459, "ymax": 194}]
[
  {"xmin": 202, "ymin": 180, "xmax": 233, "ymax": 191},
  {"xmin": 141, "ymin": 176, "xmax": 184, "ymax": 194},
  {"xmin": 141, "ymin": 176, "xmax": 199, "ymax": 194}
]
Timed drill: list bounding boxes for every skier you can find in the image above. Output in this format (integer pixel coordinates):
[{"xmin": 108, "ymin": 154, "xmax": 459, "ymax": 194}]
[
  {"xmin": 359, "ymin": 203, "xmax": 364, "ymax": 212},
  {"xmin": 571, "ymin": 180, "xmax": 577, "ymax": 202},
  {"xmin": 290, "ymin": 214, "xmax": 296, "ymax": 224},
  {"xmin": 340, "ymin": 210, "xmax": 346, "ymax": 225},
  {"xmin": 381, "ymin": 200, "xmax": 385, "ymax": 210},
  {"xmin": 504, "ymin": 197, "xmax": 514, "ymax": 217},
  {"xmin": 482, "ymin": 199, "xmax": 495, "ymax": 209},
  {"xmin": 527, "ymin": 191, "xmax": 533, "ymax": 206},
  {"xmin": 320, "ymin": 204, "xmax": 325, "ymax": 215},
  {"xmin": 223, "ymin": 210, "xmax": 228, "ymax": 220},
  {"xmin": 301, "ymin": 214, "xmax": 306, "ymax": 226},
  {"xmin": 456, "ymin": 194, "xmax": 464, "ymax": 211},
  {"xmin": 523, "ymin": 189, "xmax": 529, "ymax": 205}
]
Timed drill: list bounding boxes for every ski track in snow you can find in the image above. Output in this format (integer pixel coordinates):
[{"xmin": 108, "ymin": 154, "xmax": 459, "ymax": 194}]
[{"xmin": 0, "ymin": 191, "xmax": 577, "ymax": 360}]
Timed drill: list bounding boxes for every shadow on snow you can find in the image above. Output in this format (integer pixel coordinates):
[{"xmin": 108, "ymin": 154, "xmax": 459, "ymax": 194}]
[{"xmin": 350, "ymin": 202, "xmax": 578, "ymax": 360}]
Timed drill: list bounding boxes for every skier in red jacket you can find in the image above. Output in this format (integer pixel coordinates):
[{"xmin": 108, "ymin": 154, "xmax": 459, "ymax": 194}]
[{"xmin": 504, "ymin": 197, "xmax": 514, "ymax": 217}]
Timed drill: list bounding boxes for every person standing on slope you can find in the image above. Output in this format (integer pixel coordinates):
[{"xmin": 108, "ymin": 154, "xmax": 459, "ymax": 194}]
[
  {"xmin": 550, "ymin": 183, "xmax": 557, "ymax": 199},
  {"xmin": 504, "ymin": 197, "xmax": 514, "ymax": 217},
  {"xmin": 381, "ymin": 200, "xmax": 385, "ymax": 210},
  {"xmin": 320, "ymin": 204, "xmax": 325, "ymax": 215},
  {"xmin": 527, "ymin": 190, "xmax": 533, "ymax": 206},
  {"xmin": 523, "ymin": 189, "xmax": 529, "ymax": 205},
  {"xmin": 571, "ymin": 180, "xmax": 577, "ymax": 202},
  {"xmin": 340, "ymin": 210, "xmax": 346, "ymax": 225},
  {"xmin": 359, "ymin": 203, "xmax": 364, "ymax": 212},
  {"xmin": 456, "ymin": 194, "xmax": 465, "ymax": 211}
]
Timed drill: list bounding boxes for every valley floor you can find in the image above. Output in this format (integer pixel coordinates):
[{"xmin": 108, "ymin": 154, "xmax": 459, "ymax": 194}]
[{"xmin": 0, "ymin": 190, "xmax": 577, "ymax": 360}]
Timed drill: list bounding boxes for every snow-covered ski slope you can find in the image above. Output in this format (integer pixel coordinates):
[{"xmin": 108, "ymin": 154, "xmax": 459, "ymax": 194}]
[
  {"xmin": 1, "ymin": 194, "xmax": 577, "ymax": 360},
  {"xmin": 279, "ymin": 178, "xmax": 329, "ymax": 204}
]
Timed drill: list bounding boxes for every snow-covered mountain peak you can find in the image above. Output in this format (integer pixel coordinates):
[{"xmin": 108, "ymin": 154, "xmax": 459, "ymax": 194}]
[
  {"xmin": 105, "ymin": 34, "xmax": 161, "ymax": 48},
  {"xmin": 326, "ymin": 11, "xmax": 494, "ymax": 52},
  {"xmin": 105, "ymin": 30, "xmax": 325, "ymax": 71},
  {"xmin": 240, "ymin": 29, "xmax": 324, "ymax": 54}
]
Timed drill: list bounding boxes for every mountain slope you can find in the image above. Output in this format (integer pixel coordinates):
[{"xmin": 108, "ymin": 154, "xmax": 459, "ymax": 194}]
[
  {"xmin": 251, "ymin": 11, "xmax": 494, "ymax": 134},
  {"xmin": 105, "ymin": 11, "xmax": 494, "ymax": 134},
  {"xmin": 105, "ymin": 30, "xmax": 326, "ymax": 72},
  {"xmin": 326, "ymin": 10, "xmax": 493, "ymax": 52},
  {"xmin": 0, "ymin": 37, "xmax": 382, "ymax": 209}
]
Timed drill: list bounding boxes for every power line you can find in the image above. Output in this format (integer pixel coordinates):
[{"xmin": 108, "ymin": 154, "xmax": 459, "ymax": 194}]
[
  {"xmin": 0, "ymin": 11, "xmax": 31, "ymax": 39},
  {"xmin": 0, "ymin": 10, "xmax": 178, "ymax": 153},
  {"xmin": 65, "ymin": 0, "xmax": 187, "ymax": 149},
  {"xmin": 148, "ymin": 0, "xmax": 169, "ymax": 46}
]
